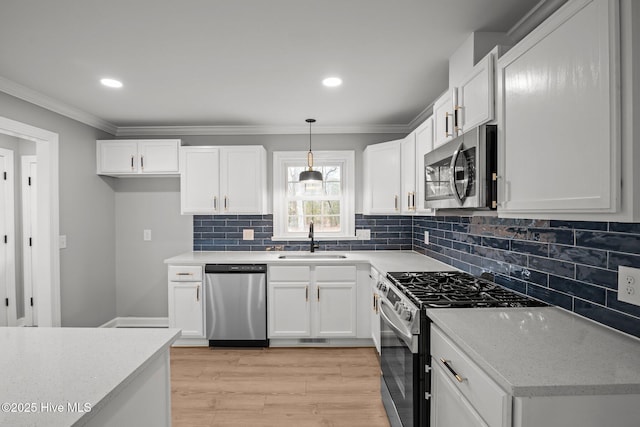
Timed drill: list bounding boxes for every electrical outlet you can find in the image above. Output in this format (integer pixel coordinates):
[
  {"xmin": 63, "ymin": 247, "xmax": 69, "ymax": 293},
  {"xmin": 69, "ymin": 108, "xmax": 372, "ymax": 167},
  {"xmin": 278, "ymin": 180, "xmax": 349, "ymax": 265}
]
[
  {"xmin": 356, "ymin": 229, "xmax": 371, "ymax": 240},
  {"xmin": 243, "ymin": 229, "xmax": 254, "ymax": 240},
  {"xmin": 424, "ymin": 231, "xmax": 429, "ymax": 244},
  {"xmin": 143, "ymin": 229, "xmax": 152, "ymax": 241},
  {"xmin": 618, "ymin": 266, "xmax": 640, "ymax": 306}
]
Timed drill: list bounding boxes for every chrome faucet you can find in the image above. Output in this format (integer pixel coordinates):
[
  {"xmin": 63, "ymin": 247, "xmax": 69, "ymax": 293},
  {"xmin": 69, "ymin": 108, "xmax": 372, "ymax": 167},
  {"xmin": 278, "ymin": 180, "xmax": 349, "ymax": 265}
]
[{"xmin": 309, "ymin": 221, "xmax": 320, "ymax": 253}]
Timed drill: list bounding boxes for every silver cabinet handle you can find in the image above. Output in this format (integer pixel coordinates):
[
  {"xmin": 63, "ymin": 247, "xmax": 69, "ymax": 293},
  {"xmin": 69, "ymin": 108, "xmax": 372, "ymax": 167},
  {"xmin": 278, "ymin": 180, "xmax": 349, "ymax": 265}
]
[
  {"xmin": 224, "ymin": 196, "xmax": 229, "ymax": 211},
  {"xmin": 176, "ymin": 273, "xmax": 193, "ymax": 276},
  {"xmin": 196, "ymin": 285, "xmax": 200, "ymax": 302},
  {"xmin": 394, "ymin": 195, "xmax": 399, "ymax": 211},
  {"xmin": 317, "ymin": 287, "xmax": 320, "ymax": 302},
  {"xmin": 140, "ymin": 155, "xmax": 144, "ymax": 170},
  {"xmin": 213, "ymin": 196, "xmax": 218, "ymax": 211},
  {"xmin": 305, "ymin": 285, "xmax": 309, "ymax": 302},
  {"xmin": 130, "ymin": 155, "xmax": 135, "ymax": 171},
  {"xmin": 440, "ymin": 358, "xmax": 465, "ymax": 383}
]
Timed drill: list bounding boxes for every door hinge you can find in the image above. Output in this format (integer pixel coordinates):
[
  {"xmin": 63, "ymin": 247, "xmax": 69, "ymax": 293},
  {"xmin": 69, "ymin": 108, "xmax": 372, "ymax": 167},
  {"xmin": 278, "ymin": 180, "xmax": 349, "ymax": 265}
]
[
  {"xmin": 29, "ymin": 237, "xmax": 32, "ymax": 247},
  {"xmin": 30, "ymin": 297, "xmax": 33, "ymax": 307},
  {"xmin": 3, "ymin": 235, "xmax": 6, "ymax": 244},
  {"xmin": 28, "ymin": 176, "xmax": 31, "ymax": 186},
  {"xmin": 5, "ymin": 298, "xmax": 8, "ymax": 307},
  {"xmin": 3, "ymin": 171, "xmax": 6, "ymax": 180}
]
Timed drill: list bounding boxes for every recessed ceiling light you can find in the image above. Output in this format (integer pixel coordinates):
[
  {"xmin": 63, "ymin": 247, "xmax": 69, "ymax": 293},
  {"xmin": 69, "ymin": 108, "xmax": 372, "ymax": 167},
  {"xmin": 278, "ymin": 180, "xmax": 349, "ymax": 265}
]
[
  {"xmin": 322, "ymin": 77, "xmax": 342, "ymax": 87},
  {"xmin": 100, "ymin": 78, "xmax": 123, "ymax": 88}
]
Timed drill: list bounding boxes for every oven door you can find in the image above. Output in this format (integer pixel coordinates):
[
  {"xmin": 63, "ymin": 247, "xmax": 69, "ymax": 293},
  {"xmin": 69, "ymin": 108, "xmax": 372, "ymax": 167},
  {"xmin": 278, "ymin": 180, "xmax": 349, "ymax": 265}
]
[{"xmin": 379, "ymin": 299, "xmax": 420, "ymax": 427}]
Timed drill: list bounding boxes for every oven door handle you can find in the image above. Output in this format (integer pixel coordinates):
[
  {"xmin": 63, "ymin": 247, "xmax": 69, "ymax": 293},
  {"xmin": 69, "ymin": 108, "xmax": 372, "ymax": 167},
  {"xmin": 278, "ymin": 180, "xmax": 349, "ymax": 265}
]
[{"xmin": 379, "ymin": 299, "xmax": 418, "ymax": 353}]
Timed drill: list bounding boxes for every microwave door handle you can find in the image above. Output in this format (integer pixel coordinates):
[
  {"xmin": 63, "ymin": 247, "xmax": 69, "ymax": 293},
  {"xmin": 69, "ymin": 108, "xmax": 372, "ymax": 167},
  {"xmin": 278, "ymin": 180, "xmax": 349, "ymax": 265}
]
[{"xmin": 449, "ymin": 142, "xmax": 465, "ymax": 206}]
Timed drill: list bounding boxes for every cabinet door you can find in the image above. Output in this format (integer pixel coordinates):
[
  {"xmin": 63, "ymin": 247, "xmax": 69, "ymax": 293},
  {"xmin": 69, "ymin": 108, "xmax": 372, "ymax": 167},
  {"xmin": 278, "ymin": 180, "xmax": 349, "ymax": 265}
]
[
  {"xmin": 414, "ymin": 117, "xmax": 435, "ymax": 214},
  {"xmin": 268, "ymin": 282, "xmax": 311, "ymax": 337},
  {"xmin": 497, "ymin": 0, "xmax": 619, "ymax": 215},
  {"xmin": 401, "ymin": 134, "xmax": 417, "ymax": 214},
  {"xmin": 364, "ymin": 140, "xmax": 401, "ymax": 214},
  {"xmin": 370, "ymin": 272, "xmax": 381, "ymax": 354},
  {"xmin": 180, "ymin": 147, "xmax": 220, "ymax": 215},
  {"xmin": 433, "ymin": 88, "xmax": 457, "ymax": 148},
  {"xmin": 220, "ymin": 146, "xmax": 266, "ymax": 214},
  {"xmin": 457, "ymin": 53, "xmax": 494, "ymax": 133},
  {"xmin": 431, "ymin": 362, "xmax": 490, "ymax": 427},
  {"xmin": 138, "ymin": 140, "xmax": 180, "ymax": 174},
  {"xmin": 97, "ymin": 141, "xmax": 138, "ymax": 174},
  {"xmin": 314, "ymin": 282, "xmax": 357, "ymax": 337},
  {"xmin": 168, "ymin": 282, "xmax": 204, "ymax": 339}
]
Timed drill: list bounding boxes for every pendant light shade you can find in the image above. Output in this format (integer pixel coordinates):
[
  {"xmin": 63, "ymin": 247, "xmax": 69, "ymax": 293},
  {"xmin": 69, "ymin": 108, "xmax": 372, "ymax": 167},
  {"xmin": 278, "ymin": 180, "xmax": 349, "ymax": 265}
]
[{"xmin": 299, "ymin": 118, "xmax": 323, "ymax": 182}]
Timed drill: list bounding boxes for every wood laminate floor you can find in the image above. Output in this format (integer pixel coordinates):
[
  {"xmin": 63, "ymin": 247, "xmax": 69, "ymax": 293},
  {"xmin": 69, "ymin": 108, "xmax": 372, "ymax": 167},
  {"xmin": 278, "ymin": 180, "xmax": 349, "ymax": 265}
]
[{"xmin": 170, "ymin": 347, "xmax": 390, "ymax": 427}]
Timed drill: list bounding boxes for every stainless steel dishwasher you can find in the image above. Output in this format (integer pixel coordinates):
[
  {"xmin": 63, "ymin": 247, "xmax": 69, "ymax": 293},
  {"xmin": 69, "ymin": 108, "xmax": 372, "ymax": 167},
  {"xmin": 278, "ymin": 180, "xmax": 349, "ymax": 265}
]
[{"xmin": 204, "ymin": 264, "xmax": 268, "ymax": 347}]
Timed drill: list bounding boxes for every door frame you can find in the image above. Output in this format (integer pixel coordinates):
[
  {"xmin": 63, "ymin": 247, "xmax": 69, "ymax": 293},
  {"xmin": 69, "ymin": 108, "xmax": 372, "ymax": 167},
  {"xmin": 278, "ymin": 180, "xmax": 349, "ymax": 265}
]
[
  {"xmin": 0, "ymin": 116, "xmax": 60, "ymax": 327},
  {"xmin": 21, "ymin": 155, "xmax": 37, "ymax": 326},
  {"xmin": 0, "ymin": 147, "xmax": 16, "ymax": 325}
]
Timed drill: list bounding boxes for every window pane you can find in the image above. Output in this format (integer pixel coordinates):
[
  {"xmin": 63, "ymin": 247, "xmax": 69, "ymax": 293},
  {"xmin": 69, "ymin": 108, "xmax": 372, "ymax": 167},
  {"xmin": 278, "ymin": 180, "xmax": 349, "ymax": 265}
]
[
  {"xmin": 324, "ymin": 182, "xmax": 341, "ymax": 196},
  {"xmin": 323, "ymin": 166, "xmax": 341, "ymax": 181}
]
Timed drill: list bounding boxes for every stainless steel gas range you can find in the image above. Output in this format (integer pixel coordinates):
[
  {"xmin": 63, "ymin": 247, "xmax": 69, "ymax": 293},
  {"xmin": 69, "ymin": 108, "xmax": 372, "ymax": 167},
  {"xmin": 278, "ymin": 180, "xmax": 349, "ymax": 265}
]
[{"xmin": 378, "ymin": 271, "xmax": 546, "ymax": 427}]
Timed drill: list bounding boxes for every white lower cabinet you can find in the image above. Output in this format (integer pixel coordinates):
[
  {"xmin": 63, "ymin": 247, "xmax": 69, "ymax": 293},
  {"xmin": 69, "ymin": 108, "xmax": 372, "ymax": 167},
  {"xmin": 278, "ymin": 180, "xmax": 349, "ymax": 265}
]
[
  {"xmin": 370, "ymin": 267, "xmax": 381, "ymax": 354},
  {"xmin": 167, "ymin": 265, "xmax": 205, "ymax": 344},
  {"xmin": 268, "ymin": 265, "xmax": 357, "ymax": 339},
  {"xmin": 432, "ymin": 324, "xmax": 640, "ymax": 427}
]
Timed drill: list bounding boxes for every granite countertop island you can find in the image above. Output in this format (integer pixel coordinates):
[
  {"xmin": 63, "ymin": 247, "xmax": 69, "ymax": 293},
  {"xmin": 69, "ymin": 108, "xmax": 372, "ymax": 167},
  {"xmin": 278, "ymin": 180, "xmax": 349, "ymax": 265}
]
[
  {"xmin": 164, "ymin": 250, "xmax": 456, "ymax": 275},
  {"xmin": 427, "ymin": 307, "xmax": 640, "ymax": 397},
  {"xmin": 0, "ymin": 327, "xmax": 180, "ymax": 426}
]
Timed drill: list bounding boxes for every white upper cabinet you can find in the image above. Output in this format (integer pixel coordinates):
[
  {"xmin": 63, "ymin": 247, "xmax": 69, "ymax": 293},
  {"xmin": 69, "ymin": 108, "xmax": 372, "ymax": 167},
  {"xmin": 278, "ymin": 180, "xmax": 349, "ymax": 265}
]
[
  {"xmin": 401, "ymin": 134, "xmax": 417, "ymax": 214},
  {"xmin": 363, "ymin": 139, "xmax": 402, "ymax": 214},
  {"xmin": 96, "ymin": 139, "xmax": 180, "ymax": 176},
  {"xmin": 456, "ymin": 52, "xmax": 495, "ymax": 133},
  {"xmin": 180, "ymin": 147, "xmax": 220, "ymax": 215},
  {"xmin": 220, "ymin": 146, "xmax": 267, "ymax": 214},
  {"xmin": 496, "ymin": 0, "xmax": 621, "ymax": 218},
  {"xmin": 180, "ymin": 145, "xmax": 267, "ymax": 215},
  {"xmin": 414, "ymin": 116, "xmax": 435, "ymax": 214},
  {"xmin": 433, "ymin": 88, "xmax": 457, "ymax": 149}
]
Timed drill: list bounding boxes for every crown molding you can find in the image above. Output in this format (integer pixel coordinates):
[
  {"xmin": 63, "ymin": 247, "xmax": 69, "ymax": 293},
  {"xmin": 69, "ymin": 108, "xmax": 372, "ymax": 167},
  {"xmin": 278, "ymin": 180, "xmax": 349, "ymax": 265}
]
[
  {"xmin": 115, "ymin": 123, "xmax": 410, "ymax": 137},
  {"xmin": 0, "ymin": 76, "xmax": 118, "ymax": 135},
  {"xmin": 407, "ymin": 101, "xmax": 434, "ymax": 132}
]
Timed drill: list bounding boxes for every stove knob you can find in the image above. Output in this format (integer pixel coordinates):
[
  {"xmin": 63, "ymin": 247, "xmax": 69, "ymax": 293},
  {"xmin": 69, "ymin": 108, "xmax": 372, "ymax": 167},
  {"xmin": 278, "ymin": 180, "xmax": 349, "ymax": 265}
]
[{"xmin": 401, "ymin": 309, "xmax": 413, "ymax": 322}]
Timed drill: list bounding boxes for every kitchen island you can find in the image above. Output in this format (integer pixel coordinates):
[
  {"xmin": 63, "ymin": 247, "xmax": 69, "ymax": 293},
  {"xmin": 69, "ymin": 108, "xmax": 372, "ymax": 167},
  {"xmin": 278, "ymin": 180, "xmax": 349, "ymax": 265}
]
[{"xmin": 0, "ymin": 327, "xmax": 180, "ymax": 427}]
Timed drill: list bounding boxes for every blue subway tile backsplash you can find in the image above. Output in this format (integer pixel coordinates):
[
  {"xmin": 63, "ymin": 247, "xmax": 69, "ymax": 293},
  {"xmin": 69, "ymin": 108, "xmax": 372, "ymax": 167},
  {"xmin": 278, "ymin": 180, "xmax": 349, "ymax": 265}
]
[
  {"xmin": 192, "ymin": 214, "xmax": 413, "ymax": 252},
  {"xmin": 192, "ymin": 213, "xmax": 640, "ymax": 337},
  {"xmin": 413, "ymin": 215, "xmax": 640, "ymax": 338}
]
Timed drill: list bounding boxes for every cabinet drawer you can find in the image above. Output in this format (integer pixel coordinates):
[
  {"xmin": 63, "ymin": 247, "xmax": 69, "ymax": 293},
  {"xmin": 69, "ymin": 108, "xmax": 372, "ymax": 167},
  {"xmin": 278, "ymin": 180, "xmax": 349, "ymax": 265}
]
[
  {"xmin": 168, "ymin": 265, "xmax": 202, "ymax": 282},
  {"xmin": 316, "ymin": 265, "xmax": 356, "ymax": 282},
  {"xmin": 269, "ymin": 266, "xmax": 311, "ymax": 282},
  {"xmin": 431, "ymin": 325, "xmax": 508, "ymax": 427}
]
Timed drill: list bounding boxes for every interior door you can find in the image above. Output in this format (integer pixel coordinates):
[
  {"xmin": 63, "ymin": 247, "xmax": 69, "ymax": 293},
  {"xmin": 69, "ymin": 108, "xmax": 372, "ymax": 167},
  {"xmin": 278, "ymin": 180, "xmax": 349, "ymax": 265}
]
[{"xmin": 0, "ymin": 148, "xmax": 16, "ymax": 326}]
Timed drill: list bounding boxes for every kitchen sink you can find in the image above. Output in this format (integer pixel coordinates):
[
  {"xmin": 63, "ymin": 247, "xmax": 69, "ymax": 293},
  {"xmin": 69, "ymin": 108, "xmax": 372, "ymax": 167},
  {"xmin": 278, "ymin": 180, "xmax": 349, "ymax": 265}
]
[{"xmin": 278, "ymin": 254, "xmax": 347, "ymax": 260}]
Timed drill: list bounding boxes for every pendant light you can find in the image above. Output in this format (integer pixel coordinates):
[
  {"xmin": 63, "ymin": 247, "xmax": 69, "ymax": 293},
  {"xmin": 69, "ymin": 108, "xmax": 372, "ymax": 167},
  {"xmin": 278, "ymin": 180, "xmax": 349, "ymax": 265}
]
[{"xmin": 299, "ymin": 118, "xmax": 323, "ymax": 182}]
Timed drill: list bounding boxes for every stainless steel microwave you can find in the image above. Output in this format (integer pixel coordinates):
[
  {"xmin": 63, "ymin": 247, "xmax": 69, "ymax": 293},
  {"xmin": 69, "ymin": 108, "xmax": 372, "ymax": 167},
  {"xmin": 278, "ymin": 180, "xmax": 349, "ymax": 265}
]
[{"xmin": 424, "ymin": 125, "xmax": 497, "ymax": 210}]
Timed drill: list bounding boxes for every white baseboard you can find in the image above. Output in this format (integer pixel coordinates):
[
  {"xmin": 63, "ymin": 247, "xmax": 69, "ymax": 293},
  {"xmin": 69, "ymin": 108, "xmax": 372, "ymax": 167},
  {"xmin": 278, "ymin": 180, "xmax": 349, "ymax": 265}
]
[{"xmin": 99, "ymin": 317, "xmax": 169, "ymax": 328}]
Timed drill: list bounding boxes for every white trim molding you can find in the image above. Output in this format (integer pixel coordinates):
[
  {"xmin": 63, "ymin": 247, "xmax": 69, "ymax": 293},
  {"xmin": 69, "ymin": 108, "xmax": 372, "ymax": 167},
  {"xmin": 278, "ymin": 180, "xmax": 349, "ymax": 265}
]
[
  {"xmin": 99, "ymin": 317, "xmax": 169, "ymax": 328},
  {"xmin": 0, "ymin": 76, "xmax": 117, "ymax": 135}
]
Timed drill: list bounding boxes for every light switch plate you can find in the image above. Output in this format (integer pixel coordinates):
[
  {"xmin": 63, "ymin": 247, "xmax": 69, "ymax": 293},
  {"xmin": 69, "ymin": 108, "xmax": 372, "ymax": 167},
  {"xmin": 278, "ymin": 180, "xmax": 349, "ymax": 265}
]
[
  {"xmin": 618, "ymin": 266, "xmax": 640, "ymax": 306},
  {"xmin": 59, "ymin": 235, "xmax": 67, "ymax": 249},
  {"xmin": 143, "ymin": 229, "xmax": 152, "ymax": 241},
  {"xmin": 243, "ymin": 229, "xmax": 255, "ymax": 240},
  {"xmin": 424, "ymin": 231, "xmax": 429, "ymax": 244}
]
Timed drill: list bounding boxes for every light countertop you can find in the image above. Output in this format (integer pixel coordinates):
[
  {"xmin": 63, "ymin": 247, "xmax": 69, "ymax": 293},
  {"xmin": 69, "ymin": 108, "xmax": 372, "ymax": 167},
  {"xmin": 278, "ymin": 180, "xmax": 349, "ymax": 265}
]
[
  {"xmin": 427, "ymin": 307, "xmax": 640, "ymax": 397},
  {"xmin": 164, "ymin": 250, "xmax": 456, "ymax": 275},
  {"xmin": 0, "ymin": 327, "xmax": 180, "ymax": 426}
]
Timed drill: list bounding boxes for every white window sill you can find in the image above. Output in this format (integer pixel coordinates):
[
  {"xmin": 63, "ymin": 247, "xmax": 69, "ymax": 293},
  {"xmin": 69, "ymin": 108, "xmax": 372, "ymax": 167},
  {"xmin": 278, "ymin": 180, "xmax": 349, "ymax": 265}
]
[{"xmin": 271, "ymin": 235, "xmax": 363, "ymax": 242}]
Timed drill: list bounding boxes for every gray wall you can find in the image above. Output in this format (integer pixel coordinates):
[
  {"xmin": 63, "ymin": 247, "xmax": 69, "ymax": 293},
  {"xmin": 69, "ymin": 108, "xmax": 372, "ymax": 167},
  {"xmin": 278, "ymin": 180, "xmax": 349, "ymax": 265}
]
[
  {"xmin": 113, "ymin": 132, "xmax": 404, "ymax": 317},
  {"xmin": 0, "ymin": 91, "xmax": 117, "ymax": 327}
]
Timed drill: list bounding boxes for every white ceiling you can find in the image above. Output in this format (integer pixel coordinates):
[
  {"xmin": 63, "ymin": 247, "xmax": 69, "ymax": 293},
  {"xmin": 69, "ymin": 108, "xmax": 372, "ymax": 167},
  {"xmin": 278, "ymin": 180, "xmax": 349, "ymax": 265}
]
[{"xmin": 0, "ymin": 0, "xmax": 541, "ymax": 133}]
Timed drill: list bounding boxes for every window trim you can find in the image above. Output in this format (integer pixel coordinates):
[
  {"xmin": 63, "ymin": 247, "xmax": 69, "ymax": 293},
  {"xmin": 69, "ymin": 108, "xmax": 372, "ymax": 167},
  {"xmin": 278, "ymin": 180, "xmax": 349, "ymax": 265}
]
[{"xmin": 272, "ymin": 150, "xmax": 355, "ymax": 240}]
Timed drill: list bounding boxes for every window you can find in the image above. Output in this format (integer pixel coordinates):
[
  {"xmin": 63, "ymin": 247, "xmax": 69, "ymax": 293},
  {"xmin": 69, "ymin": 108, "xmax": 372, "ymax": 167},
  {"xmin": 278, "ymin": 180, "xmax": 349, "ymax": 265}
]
[{"xmin": 273, "ymin": 151, "xmax": 355, "ymax": 240}]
